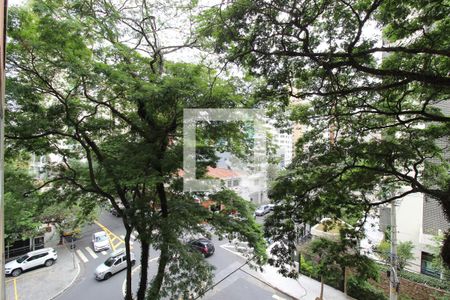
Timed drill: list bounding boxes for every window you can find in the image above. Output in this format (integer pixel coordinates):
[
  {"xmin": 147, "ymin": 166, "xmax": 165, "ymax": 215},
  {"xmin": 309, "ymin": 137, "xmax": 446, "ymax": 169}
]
[
  {"xmin": 421, "ymin": 252, "xmax": 440, "ymax": 278},
  {"xmin": 114, "ymin": 258, "xmax": 123, "ymax": 265},
  {"xmin": 232, "ymin": 179, "xmax": 239, "ymax": 186},
  {"xmin": 95, "ymin": 235, "xmax": 107, "ymax": 242},
  {"xmin": 227, "ymin": 180, "xmax": 232, "ymax": 187},
  {"xmin": 104, "ymin": 257, "xmax": 116, "ymax": 267},
  {"xmin": 36, "ymin": 253, "xmax": 48, "ymax": 259},
  {"xmin": 27, "ymin": 255, "xmax": 39, "ymax": 262},
  {"xmin": 17, "ymin": 255, "xmax": 29, "ymax": 263}
]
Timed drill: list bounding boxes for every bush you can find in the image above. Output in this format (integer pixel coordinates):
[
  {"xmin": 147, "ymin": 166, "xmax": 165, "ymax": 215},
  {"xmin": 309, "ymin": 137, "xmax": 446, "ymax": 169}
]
[
  {"xmin": 348, "ymin": 277, "xmax": 388, "ymax": 300},
  {"xmin": 378, "ymin": 264, "xmax": 450, "ymax": 291},
  {"xmin": 433, "ymin": 292, "xmax": 450, "ymax": 300},
  {"xmin": 299, "ymin": 255, "xmax": 316, "ymax": 277}
]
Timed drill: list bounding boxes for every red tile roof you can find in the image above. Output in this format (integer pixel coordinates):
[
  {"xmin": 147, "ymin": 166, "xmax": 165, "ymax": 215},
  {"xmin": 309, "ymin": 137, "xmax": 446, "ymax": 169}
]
[
  {"xmin": 177, "ymin": 167, "xmax": 241, "ymax": 179},
  {"xmin": 206, "ymin": 167, "xmax": 241, "ymax": 179}
]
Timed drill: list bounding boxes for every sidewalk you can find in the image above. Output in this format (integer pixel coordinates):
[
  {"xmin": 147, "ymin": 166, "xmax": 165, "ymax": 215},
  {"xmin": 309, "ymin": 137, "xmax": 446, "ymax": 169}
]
[
  {"xmin": 5, "ymin": 228, "xmax": 81, "ymax": 300},
  {"xmin": 242, "ymin": 263, "xmax": 352, "ymax": 300}
]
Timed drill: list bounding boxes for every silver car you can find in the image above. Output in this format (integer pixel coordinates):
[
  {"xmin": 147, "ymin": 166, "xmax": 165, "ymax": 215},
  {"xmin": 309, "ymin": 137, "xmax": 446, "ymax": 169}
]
[
  {"xmin": 95, "ymin": 249, "xmax": 135, "ymax": 280},
  {"xmin": 255, "ymin": 205, "xmax": 271, "ymax": 216}
]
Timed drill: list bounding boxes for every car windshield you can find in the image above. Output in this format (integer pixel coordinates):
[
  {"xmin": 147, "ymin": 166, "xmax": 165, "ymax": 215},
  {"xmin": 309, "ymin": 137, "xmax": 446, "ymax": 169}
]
[
  {"xmin": 16, "ymin": 255, "xmax": 29, "ymax": 263},
  {"xmin": 104, "ymin": 257, "xmax": 116, "ymax": 267},
  {"xmin": 95, "ymin": 235, "xmax": 107, "ymax": 242}
]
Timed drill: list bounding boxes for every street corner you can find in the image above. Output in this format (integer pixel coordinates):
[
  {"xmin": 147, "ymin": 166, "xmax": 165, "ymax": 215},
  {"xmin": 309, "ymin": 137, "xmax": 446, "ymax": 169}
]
[{"xmin": 5, "ymin": 246, "xmax": 81, "ymax": 300}]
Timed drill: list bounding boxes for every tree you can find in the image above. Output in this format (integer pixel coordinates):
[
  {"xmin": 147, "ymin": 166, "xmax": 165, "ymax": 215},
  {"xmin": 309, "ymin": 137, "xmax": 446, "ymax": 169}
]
[
  {"xmin": 376, "ymin": 240, "xmax": 414, "ymax": 271},
  {"xmin": 4, "ymin": 155, "xmax": 42, "ymax": 245},
  {"xmin": 430, "ymin": 233, "xmax": 450, "ymax": 280},
  {"xmin": 39, "ymin": 201, "xmax": 98, "ymax": 244},
  {"xmin": 303, "ymin": 235, "xmax": 379, "ymax": 299},
  {"xmin": 7, "ymin": 1, "xmax": 266, "ymax": 299},
  {"xmin": 4, "ymin": 152, "xmax": 98, "ymax": 246},
  {"xmin": 199, "ymin": 0, "xmax": 450, "ymax": 267}
]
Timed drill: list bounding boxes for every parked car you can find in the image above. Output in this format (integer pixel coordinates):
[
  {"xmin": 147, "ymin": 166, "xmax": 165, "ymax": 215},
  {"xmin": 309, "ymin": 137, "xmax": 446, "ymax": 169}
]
[
  {"xmin": 255, "ymin": 205, "xmax": 271, "ymax": 216},
  {"xmin": 92, "ymin": 231, "xmax": 110, "ymax": 252},
  {"xmin": 188, "ymin": 238, "xmax": 215, "ymax": 257},
  {"xmin": 94, "ymin": 248, "xmax": 135, "ymax": 280},
  {"xmin": 5, "ymin": 248, "xmax": 57, "ymax": 277}
]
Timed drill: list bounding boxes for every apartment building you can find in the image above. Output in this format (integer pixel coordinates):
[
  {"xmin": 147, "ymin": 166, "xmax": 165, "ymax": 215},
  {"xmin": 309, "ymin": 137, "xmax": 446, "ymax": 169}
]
[
  {"xmin": 379, "ymin": 193, "xmax": 449, "ymax": 275},
  {"xmin": 380, "ymin": 100, "xmax": 450, "ymax": 276}
]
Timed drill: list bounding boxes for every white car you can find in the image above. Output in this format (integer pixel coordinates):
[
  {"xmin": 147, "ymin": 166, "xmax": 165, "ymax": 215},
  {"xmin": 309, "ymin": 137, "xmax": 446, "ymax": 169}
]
[
  {"xmin": 95, "ymin": 248, "xmax": 135, "ymax": 280},
  {"xmin": 255, "ymin": 205, "xmax": 271, "ymax": 216},
  {"xmin": 92, "ymin": 231, "xmax": 110, "ymax": 252},
  {"xmin": 5, "ymin": 248, "xmax": 57, "ymax": 277}
]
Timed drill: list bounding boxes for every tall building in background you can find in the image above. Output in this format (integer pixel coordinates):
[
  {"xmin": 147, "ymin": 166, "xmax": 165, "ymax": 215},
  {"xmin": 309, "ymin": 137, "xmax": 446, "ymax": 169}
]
[{"xmin": 267, "ymin": 122, "xmax": 293, "ymax": 168}]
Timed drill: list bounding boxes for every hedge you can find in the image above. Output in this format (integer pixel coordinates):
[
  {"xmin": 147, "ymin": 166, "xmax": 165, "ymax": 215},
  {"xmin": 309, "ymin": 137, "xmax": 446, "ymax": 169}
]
[
  {"xmin": 348, "ymin": 277, "xmax": 388, "ymax": 300},
  {"xmin": 378, "ymin": 264, "xmax": 450, "ymax": 292}
]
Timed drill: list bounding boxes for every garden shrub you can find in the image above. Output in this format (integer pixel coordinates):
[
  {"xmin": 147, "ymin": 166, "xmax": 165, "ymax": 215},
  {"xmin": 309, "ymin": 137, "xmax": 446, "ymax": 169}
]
[{"xmin": 348, "ymin": 277, "xmax": 388, "ymax": 300}]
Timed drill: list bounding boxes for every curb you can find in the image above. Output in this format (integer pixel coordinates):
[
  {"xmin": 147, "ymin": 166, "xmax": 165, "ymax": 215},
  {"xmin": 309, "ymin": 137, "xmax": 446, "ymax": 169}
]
[
  {"xmin": 239, "ymin": 267, "xmax": 299, "ymax": 300},
  {"xmin": 49, "ymin": 255, "xmax": 81, "ymax": 300}
]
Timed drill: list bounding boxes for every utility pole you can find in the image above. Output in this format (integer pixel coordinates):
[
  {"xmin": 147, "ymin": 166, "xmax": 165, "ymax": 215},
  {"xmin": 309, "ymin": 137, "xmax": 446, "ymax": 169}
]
[{"xmin": 390, "ymin": 200, "xmax": 399, "ymax": 300}]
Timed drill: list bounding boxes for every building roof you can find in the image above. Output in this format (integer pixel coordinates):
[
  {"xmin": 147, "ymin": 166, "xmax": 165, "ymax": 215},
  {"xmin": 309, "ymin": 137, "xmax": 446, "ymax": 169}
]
[
  {"xmin": 206, "ymin": 166, "xmax": 240, "ymax": 179},
  {"xmin": 177, "ymin": 167, "xmax": 241, "ymax": 179}
]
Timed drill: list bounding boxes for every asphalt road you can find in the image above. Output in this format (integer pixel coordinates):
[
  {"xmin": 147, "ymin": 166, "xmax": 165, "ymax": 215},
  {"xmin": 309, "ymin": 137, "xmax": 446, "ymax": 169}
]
[{"xmin": 57, "ymin": 210, "xmax": 290, "ymax": 300}]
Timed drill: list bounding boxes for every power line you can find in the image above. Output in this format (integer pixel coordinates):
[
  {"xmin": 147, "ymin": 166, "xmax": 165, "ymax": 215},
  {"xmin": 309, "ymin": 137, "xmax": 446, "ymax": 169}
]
[{"xmin": 193, "ymin": 261, "xmax": 249, "ymax": 300}]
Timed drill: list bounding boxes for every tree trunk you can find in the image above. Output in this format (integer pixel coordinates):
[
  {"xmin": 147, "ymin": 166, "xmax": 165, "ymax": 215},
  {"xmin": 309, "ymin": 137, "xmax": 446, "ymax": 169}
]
[
  {"xmin": 123, "ymin": 223, "xmax": 133, "ymax": 300},
  {"xmin": 146, "ymin": 241, "xmax": 170, "ymax": 299},
  {"xmin": 343, "ymin": 267, "xmax": 347, "ymax": 295},
  {"xmin": 137, "ymin": 239, "xmax": 150, "ymax": 300},
  {"xmin": 145, "ymin": 182, "xmax": 170, "ymax": 299},
  {"xmin": 320, "ymin": 275, "xmax": 324, "ymax": 300}
]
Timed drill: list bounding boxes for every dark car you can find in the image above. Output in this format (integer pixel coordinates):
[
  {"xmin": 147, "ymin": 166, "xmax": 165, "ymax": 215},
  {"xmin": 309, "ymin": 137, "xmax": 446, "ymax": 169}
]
[{"xmin": 189, "ymin": 238, "xmax": 215, "ymax": 257}]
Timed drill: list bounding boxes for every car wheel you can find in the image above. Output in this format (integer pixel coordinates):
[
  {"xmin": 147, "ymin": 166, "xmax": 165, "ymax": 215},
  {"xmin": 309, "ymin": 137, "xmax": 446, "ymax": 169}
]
[
  {"xmin": 11, "ymin": 269, "xmax": 22, "ymax": 277},
  {"xmin": 104, "ymin": 272, "xmax": 112, "ymax": 280},
  {"xmin": 45, "ymin": 259, "xmax": 55, "ymax": 267},
  {"xmin": 131, "ymin": 260, "xmax": 136, "ymax": 266}
]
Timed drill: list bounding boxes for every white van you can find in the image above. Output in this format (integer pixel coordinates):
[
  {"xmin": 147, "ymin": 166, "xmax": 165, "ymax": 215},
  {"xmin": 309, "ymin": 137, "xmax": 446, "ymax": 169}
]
[{"xmin": 5, "ymin": 248, "xmax": 57, "ymax": 277}]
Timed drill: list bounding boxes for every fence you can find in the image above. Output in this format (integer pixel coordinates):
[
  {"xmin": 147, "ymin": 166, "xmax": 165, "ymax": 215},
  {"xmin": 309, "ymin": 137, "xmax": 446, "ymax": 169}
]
[{"xmin": 5, "ymin": 236, "xmax": 45, "ymax": 260}]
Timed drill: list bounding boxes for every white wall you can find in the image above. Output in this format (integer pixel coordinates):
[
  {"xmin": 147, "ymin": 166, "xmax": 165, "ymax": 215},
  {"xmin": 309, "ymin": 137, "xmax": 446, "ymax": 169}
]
[{"xmin": 396, "ymin": 192, "xmax": 433, "ymax": 272}]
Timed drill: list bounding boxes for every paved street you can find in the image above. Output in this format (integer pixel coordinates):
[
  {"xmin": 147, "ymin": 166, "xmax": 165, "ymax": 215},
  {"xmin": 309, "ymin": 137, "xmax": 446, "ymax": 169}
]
[
  {"xmin": 4, "ymin": 209, "xmax": 345, "ymax": 300},
  {"xmin": 49, "ymin": 210, "xmax": 294, "ymax": 300}
]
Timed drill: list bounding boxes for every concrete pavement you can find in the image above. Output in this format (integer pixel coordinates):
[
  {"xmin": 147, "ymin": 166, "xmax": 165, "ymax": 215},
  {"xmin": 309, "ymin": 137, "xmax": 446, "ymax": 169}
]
[
  {"xmin": 241, "ymin": 263, "xmax": 351, "ymax": 300},
  {"xmin": 218, "ymin": 240, "xmax": 352, "ymax": 300},
  {"xmin": 5, "ymin": 228, "xmax": 80, "ymax": 300}
]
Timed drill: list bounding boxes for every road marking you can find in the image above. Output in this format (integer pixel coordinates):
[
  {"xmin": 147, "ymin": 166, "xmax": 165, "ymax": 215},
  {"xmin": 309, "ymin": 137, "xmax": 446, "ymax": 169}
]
[
  {"xmin": 94, "ymin": 221, "xmax": 125, "ymax": 251},
  {"xmin": 121, "ymin": 257, "xmax": 159, "ymax": 296},
  {"xmin": 13, "ymin": 278, "xmax": 18, "ymax": 300},
  {"xmin": 272, "ymin": 295, "xmax": 286, "ymax": 300},
  {"xmin": 85, "ymin": 247, "xmax": 98, "ymax": 259},
  {"xmin": 220, "ymin": 244, "xmax": 247, "ymax": 259},
  {"xmin": 101, "ymin": 251, "xmax": 107, "ymax": 255},
  {"xmin": 76, "ymin": 249, "xmax": 89, "ymax": 263}
]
